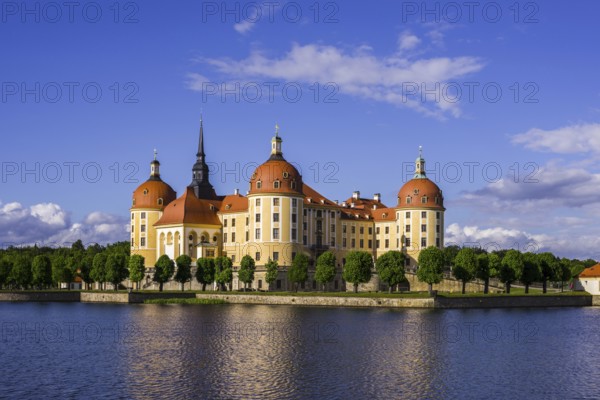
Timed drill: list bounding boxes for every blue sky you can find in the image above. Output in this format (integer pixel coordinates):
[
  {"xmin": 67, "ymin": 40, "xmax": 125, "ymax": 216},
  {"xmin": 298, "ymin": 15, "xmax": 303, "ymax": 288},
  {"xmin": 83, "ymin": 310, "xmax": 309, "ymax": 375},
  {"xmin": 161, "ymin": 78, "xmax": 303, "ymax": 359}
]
[{"xmin": 1, "ymin": 1, "xmax": 600, "ymax": 259}]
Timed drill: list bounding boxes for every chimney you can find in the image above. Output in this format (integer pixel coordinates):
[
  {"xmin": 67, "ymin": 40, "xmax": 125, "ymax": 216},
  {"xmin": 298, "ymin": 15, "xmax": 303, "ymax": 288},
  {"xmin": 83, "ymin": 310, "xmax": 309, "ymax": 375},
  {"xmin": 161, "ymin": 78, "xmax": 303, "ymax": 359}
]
[
  {"xmin": 374, "ymin": 193, "xmax": 381, "ymax": 202},
  {"xmin": 234, "ymin": 188, "xmax": 239, "ymax": 195},
  {"xmin": 372, "ymin": 204, "xmax": 377, "ymax": 210},
  {"xmin": 352, "ymin": 191, "xmax": 360, "ymax": 200},
  {"xmin": 350, "ymin": 202, "xmax": 355, "ymax": 208},
  {"xmin": 342, "ymin": 201, "xmax": 347, "ymax": 207}
]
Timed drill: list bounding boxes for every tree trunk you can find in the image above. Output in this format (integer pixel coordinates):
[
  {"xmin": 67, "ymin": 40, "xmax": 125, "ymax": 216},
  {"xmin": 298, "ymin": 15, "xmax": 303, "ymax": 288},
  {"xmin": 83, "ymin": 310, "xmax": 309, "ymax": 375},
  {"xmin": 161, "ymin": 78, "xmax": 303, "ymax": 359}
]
[
  {"xmin": 561, "ymin": 281, "xmax": 564, "ymax": 292},
  {"xmin": 388, "ymin": 285, "xmax": 392, "ymax": 294},
  {"xmin": 506, "ymin": 282, "xmax": 511, "ymax": 294},
  {"xmin": 353, "ymin": 283, "xmax": 358, "ymax": 293},
  {"xmin": 181, "ymin": 282, "xmax": 184, "ymax": 291},
  {"xmin": 484, "ymin": 278, "xmax": 489, "ymax": 294},
  {"xmin": 462, "ymin": 281, "xmax": 466, "ymax": 294},
  {"xmin": 295, "ymin": 283, "xmax": 299, "ymax": 293},
  {"xmin": 525, "ymin": 284, "xmax": 529, "ymax": 294},
  {"xmin": 159, "ymin": 282, "xmax": 163, "ymax": 292},
  {"xmin": 202, "ymin": 283, "xmax": 206, "ymax": 291},
  {"xmin": 428, "ymin": 283, "xmax": 433, "ymax": 296},
  {"xmin": 542, "ymin": 279, "xmax": 547, "ymax": 294}
]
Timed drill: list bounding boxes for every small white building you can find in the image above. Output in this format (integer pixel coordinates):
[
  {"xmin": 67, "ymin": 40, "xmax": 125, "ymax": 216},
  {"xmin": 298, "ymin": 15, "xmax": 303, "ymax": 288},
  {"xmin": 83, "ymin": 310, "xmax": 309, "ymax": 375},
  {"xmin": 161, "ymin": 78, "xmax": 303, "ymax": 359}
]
[{"xmin": 575, "ymin": 263, "xmax": 600, "ymax": 294}]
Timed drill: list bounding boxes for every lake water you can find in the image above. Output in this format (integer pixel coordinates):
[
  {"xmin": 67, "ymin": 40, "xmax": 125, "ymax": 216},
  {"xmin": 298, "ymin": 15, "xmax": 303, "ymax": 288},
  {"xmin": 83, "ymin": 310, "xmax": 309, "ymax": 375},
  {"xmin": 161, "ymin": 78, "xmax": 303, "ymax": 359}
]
[{"xmin": 0, "ymin": 302, "xmax": 598, "ymax": 399}]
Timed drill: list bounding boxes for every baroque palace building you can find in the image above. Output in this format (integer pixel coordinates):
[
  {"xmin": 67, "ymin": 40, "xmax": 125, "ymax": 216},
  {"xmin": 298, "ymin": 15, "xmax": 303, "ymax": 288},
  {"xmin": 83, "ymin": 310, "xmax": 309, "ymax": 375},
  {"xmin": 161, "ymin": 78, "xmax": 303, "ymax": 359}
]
[{"xmin": 130, "ymin": 119, "xmax": 445, "ymax": 291}]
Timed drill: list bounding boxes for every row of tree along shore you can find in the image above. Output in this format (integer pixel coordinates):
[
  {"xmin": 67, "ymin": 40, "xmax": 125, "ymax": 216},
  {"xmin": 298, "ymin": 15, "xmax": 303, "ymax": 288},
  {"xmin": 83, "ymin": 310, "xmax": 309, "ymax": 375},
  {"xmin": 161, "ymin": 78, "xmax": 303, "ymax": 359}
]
[{"xmin": 0, "ymin": 241, "xmax": 595, "ymax": 294}]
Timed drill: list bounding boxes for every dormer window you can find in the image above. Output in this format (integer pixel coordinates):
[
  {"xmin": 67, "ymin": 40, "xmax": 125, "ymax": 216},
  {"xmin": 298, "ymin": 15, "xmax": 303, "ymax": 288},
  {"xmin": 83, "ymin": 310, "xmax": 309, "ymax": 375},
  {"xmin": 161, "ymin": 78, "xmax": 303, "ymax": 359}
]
[
  {"xmin": 290, "ymin": 180, "xmax": 296, "ymax": 189},
  {"xmin": 421, "ymin": 196, "xmax": 427, "ymax": 204},
  {"xmin": 158, "ymin": 198, "xmax": 163, "ymax": 206},
  {"xmin": 256, "ymin": 180, "xmax": 262, "ymax": 189},
  {"xmin": 413, "ymin": 189, "xmax": 419, "ymax": 195},
  {"xmin": 283, "ymin": 171, "xmax": 289, "ymax": 179},
  {"xmin": 143, "ymin": 189, "xmax": 148, "ymax": 195},
  {"xmin": 406, "ymin": 197, "xmax": 412, "ymax": 204},
  {"xmin": 274, "ymin": 180, "xmax": 280, "ymax": 189}
]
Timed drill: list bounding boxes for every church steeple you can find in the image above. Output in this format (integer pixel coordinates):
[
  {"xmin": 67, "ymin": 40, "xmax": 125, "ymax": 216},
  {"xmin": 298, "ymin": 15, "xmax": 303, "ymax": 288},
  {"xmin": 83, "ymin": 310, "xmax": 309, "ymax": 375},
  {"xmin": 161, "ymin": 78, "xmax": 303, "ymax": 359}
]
[
  {"xmin": 414, "ymin": 146, "xmax": 427, "ymax": 179},
  {"xmin": 188, "ymin": 116, "xmax": 217, "ymax": 199},
  {"xmin": 269, "ymin": 123, "xmax": 284, "ymax": 160},
  {"xmin": 149, "ymin": 149, "xmax": 161, "ymax": 181}
]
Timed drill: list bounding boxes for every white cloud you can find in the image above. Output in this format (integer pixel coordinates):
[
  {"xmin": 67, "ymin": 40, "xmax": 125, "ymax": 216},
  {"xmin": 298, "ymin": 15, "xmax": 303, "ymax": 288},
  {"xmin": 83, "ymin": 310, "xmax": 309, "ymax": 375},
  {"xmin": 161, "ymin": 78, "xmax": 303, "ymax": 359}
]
[
  {"xmin": 445, "ymin": 223, "xmax": 600, "ymax": 260},
  {"xmin": 188, "ymin": 41, "xmax": 484, "ymax": 118},
  {"xmin": 234, "ymin": 20, "xmax": 255, "ymax": 34},
  {"xmin": 398, "ymin": 31, "xmax": 421, "ymax": 51},
  {"xmin": 0, "ymin": 201, "xmax": 127, "ymax": 247},
  {"xmin": 512, "ymin": 123, "xmax": 600, "ymax": 155}
]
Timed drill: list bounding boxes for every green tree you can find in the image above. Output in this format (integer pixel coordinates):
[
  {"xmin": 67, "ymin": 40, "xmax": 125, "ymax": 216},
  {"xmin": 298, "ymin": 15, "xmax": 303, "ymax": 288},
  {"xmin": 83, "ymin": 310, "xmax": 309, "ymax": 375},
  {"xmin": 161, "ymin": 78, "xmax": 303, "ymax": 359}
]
[
  {"xmin": 488, "ymin": 252, "xmax": 502, "ymax": 279},
  {"xmin": 174, "ymin": 255, "xmax": 193, "ymax": 291},
  {"xmin": 520, "ymin": 252, "xmax": 541, "ymax": 294},
  {"xmin": 442, "ymin": 245, "xmax": 461, "ymax": 270},
  {"xmin": 537, "ymin": 252, "xmax": 559, "ymax": 293},
  {"xmin": 10, "ymin": 256, "xmax": 32, "ymax": 290},
  {"xmin": 195, "ymin": 257, "xmax": 215, "ymax": 291},
  {"xmin": 264, "ymin": 259, "xmax": 279, "ymax": 289},
  {"xmin": 499, "ymin": 250, "xmax": 523, "ymax": 294},
  {"xmin": 153, "ymin": 254, "xmax": 175, "ymax": 292},
  {"xmin": 52, "ymin": 255, "xmax": 67, "ymax": 289},
  {"xmin": 474, "ymin": 253, "xmax": 491, "ymax": 294},
  {"xmin": 288, "ymin": 253, "xmax": 309, "ymax": 292},
  {"xmin": 128, "ymin": 255, "xmax": 146, "ymax": 290},
  {"xmin": 31, "ymin": 255, "xmax": 52, "ymax": 289},
  {"xmin": 79, "ymin": 254, "xmax": 95, "ymax": 290},
  {"xmin": 558, "ymin": 259, "xmax": 572, "ymax": 292},
  {"xmin": 452, "ymin": 248, "xmax": 478, "ymax": 294},
  {"xmin": 91, "ymin": 253, "xmax": 107, "ymax": 290},
  {"xmin": 315, "ymin": 251, "xmax": 337, "ymax": 291},
  {"xmin": 238, "ymin": 255, "xmax": 256, "ymax": 291},
  {"xmin": 417, "ymin": 246, "xmax": 445, "ymax": 295},
  {"xmin": 214, "ymin": 256, "xmax": 233, "ymax": 291},
  {"xmin": 343, "ymin": 251, "xmax": 373, "ymax": 293},
  {"xmin": 376, "ymin": 251, "xmax": 405, "ymax": 293},
  {"xmin": 105, "ymin": 254, "xmax": 128, "ymax": 291},
  {"xmin": 0, "ymin": 258, "xmax": 12, "ymax": 289}
]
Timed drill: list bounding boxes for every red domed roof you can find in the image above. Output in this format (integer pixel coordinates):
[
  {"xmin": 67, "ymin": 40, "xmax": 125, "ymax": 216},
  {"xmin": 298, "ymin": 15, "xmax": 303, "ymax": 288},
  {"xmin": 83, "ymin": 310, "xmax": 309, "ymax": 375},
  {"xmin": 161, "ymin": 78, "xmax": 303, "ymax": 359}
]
[
  {"xmin": 132, "ymin": 178, "xmax": 176, "ymax": 210},
  {"xmin": 155, "ymin": 187, "xmax": 221, "ymax": 226},
  {"xmin": 397, "ymin": 178, "xmax": 444, "ymax": 210},
  {"xmin": 248, "ymin": 159, "xmax": 303, "ymax": 196}
]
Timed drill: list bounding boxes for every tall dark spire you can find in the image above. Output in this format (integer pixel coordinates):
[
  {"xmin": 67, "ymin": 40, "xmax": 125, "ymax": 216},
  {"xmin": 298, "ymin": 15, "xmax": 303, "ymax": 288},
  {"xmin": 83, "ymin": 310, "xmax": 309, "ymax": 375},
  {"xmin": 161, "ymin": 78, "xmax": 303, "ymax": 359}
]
[{"xmin": 188, "ymin": 116, "xmax": 217, "ymax": 199}]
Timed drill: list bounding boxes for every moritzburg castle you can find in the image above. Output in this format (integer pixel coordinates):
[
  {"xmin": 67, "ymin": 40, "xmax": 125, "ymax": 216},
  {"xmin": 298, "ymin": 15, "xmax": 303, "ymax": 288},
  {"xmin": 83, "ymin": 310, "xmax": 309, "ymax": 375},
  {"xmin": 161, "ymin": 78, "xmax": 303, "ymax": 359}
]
[{"xmin": 130, "ymin": 119, "xmax": 445, "ymax": 291}]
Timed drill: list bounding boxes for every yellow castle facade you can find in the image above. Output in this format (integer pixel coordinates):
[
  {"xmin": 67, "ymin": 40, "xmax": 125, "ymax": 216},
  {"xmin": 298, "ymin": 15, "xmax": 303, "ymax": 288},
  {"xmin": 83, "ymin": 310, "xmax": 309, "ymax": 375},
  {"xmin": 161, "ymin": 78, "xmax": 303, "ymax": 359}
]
[{"xmin": 130, "ymin": 119, "xmax": 445, "ymax": 291}]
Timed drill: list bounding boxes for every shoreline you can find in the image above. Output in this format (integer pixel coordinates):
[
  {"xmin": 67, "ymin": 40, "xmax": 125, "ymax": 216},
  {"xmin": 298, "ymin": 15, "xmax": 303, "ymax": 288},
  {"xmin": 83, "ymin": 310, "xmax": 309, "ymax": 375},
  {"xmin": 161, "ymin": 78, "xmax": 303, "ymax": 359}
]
[{"xmin": 0, "ymin": 291, "xmax": 595, "ymax": 309}]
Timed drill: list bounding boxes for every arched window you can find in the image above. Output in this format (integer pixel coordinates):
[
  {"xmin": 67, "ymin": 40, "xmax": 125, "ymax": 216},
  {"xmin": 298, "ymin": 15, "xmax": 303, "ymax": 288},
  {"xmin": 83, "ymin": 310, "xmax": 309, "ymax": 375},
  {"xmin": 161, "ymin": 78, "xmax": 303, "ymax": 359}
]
[
  {"xmin": 158, "ymin": 198, "xmax": 163, "ymax": 206},
  {"xmin": 257, "ymin": 180, "xmax": 262, "ymax": 189},
  {"xmin": 274, "ymin": 180, "xmax": 280, "ymax": 189}
]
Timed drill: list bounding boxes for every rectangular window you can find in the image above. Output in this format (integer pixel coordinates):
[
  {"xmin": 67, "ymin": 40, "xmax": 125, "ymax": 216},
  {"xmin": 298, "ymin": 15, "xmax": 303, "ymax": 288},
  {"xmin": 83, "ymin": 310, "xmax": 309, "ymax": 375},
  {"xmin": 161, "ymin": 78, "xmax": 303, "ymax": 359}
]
[
  {"xmin": 131, "ymin": 238, "xmax": 134, "ymax": 246},
  {"xmin": 231, "ymin": 255, "xmax": 236, "ymax": 263},
  {"xmin": 351, "ymin": 238, "xmax": 356, "ymax": 247},
  {"xmin": 405, "ymin": 238, "xmax": 411, "ymax": 247},
  {"xmin": 232, "ymin": 219, "xmax": 236, "ymax": 227},
  {"xmin": 256, "ymin": 252, "xmax": 261, "ymax": 261},
  {"xmin": 141, "ymin": 212, "xmax": 146, "ymax": 219},
  {"xmin": 385, "ymin": 226, "xmax": 389, "ymax": 234},
  {"xmin": 255, "ymin": 228, "xmax": 261, "ymax": 240},
  {"xmin": 436, "ymin": 238, "xmax": 440, "ymax": 247},
  {"xmin": 224, "ymin": 219, "xmax": 228, "ymax": 227},
  {"xmin": 330, "ymin": 239, "xmax": 335, "ymax": 247},
  {"xmin": 292, "ymin": 252, "xmax": 296, "ymax": 260},
  {"xmin": 343, "ymin": 238, "xmax": 347, "ymax": 247},
  {"xmin": 292, "ymin": 214, "xmax": 297, "ymax": 223},
  {"xmin": 277, "ymin": 279, "xmax": 282, "ymax": 289},
  {"xmin": 368, "ymin": 240, "xmax": 372, "ymax": 248},
  {"xmin": 292, "ymin": 199, "xmax": 297, "ymax": 207},
  {"xmin": 436, "ymin": 212, "xmax": 441, "ymax": 219},
  {"xmin": 317, "ymin": 210, "xmax": 322, "ymax": 218},
  {"xmin": 331, "ymin": 224, "xmax": 335, "ymax": 232},
  {"xmin": 273, "ymin": 198, "xmax": 280, "ymax": 206},
  {"xmin": 246, "ymin": 217, "xmax": 249, "ymax": 226},
  {"xmin": 140, "ymin": 237, "xmax": 145, "ymax": 247},
  {"xmin": 436, "ymin": 225, "xmax": 440, "ymax": 233},
  {"xmin": 273, "ymin": 228, "xmax": 279, "ymax": 240},
  {"xmin": 376, "ymin": 227, "xmax": 380, "ymax": 235},
  {"xmin": 256, "ymin": 198, "xmax": 261, "ymax": 206},
  {"xmin": 273, "ymin": 251, "xmax": 279, "ymax": 261},
  {"xmin": 351, "ymin": 226, "xmax": 356, "ymax": 234},
  {"xmin": 232, "ymin": 232, "xmax": 236, "ymax": 242},
  {"xmin": 304, "ymin": 209, "xmax": 307, "ymax": 216},
  {"xmin": 421, "ymin": 211, "xmax": 427, "ymax": 218},
  {"xmin": 376, "ymin": 240, "xmax": 380, "ymax": 248},
  {"xmin": 273, "ymin": 213, "xmax": 279, "ymax": 222},
  {"xmin": 421, "ymin": 238, "xmax": 427, "ymax": 247},
  {"xmin": 246, "ymin": 231, "xmax": 249, "ymax": 241},
  {"xmin": 406, "ymin": 224, "xmax": 411, "ymax": 232},
  {"xmin": 131, "ymin": 213, "xmax": 134, "ymax": 220},
  {"xmin": 131, "ymin": 225, "xmax": 134, "ymax": 233},
  {"xmin": 368, "ymin": 227, "xmax": 373, "ymax": 235},
  {"xmin": 343, "ymin": 225, "xmax": 347, "ymax": 234},
  {"xmin": 224, "ymin": 233, "xmax": 228, "ymax": 243},
  {"xmin": 256, "ymin": 214, "xmax": 261, "ymax": 223},
  {"xmin": 303, "ymin": 235, "xmax": 308, "ymax": 245},
  {"xmin": 292, "ymin": 228, "xmax": 297, "ymax": 241},
  {"xmin": 360, "ymin": 226, "xmax": 364, "ymax": 234},
  {"xmin": 303, "ymin": 222, "xmax": 307, "ymax": 231},
  {"xmin": 141, "ymin": 224, "xmax": 146, "ymax": 233},
  {"xmin": 405, "ymin": 212, "xmax": 410, "ymax": 218},
  {"xmin": 421, "ymin": 224, "xmax": 427, "ymax": 232},
  {"xmin": 385, "ymin": 239, "xmax": 389, "ymax": 248},
  {"xmin": 331, "ymin": 211, "xmax": 335, "ymax": 218},
  {"xmin": 360, "ymin": 239, "xmax": 364, "ymax": 248}
]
